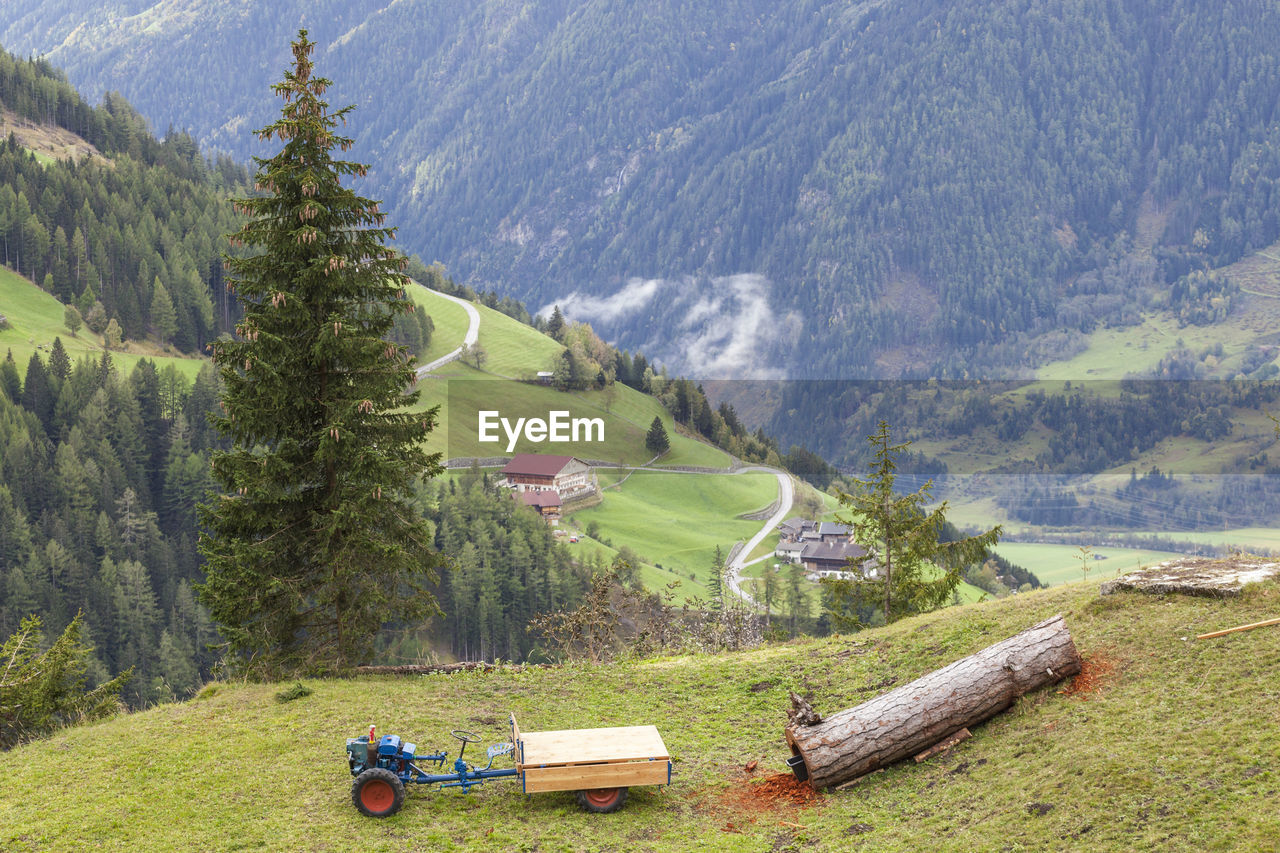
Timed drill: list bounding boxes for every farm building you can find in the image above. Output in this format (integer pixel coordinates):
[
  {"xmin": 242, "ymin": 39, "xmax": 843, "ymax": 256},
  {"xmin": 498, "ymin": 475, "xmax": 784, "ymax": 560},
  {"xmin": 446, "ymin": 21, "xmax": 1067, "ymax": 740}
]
[
  {"xmin": 800, "ymin": 541, "xmax": 870, "ymax": 579},
  {"xmin": 500, "ymin": 454, "xmax": 596, "ymax": 501},
  {"xmin": 517, "ymin": 489, "xmax": 562, "ymax": 524},
  {"xmin": 817, "ymin": 521, "xmax": 851, "ymax": 543},
  {"xmin": 777, "ymin": 517, "xmax": 816, "ymax": 541},
  {"xmin": 774, "ymin": 541, "xmax": 807, "ymax": 563}
]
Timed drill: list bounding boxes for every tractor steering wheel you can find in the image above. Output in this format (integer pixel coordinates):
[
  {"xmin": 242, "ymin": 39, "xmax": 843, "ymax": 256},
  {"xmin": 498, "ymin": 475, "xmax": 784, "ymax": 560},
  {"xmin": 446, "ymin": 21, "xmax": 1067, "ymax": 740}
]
[{"xmin": 451, "ymin": 729, "xmax": 481, "ymax": 744}]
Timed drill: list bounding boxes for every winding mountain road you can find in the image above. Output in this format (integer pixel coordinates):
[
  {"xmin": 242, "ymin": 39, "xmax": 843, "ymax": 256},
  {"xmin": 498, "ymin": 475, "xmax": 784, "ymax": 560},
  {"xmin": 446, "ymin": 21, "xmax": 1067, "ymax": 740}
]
[
  {"xmin": 725, "ymin": 466, "xmax": 794, "ymax": 607},
  {"xmin": 415, "ymin": 289, "xmax": 480, "ymax": 379}
]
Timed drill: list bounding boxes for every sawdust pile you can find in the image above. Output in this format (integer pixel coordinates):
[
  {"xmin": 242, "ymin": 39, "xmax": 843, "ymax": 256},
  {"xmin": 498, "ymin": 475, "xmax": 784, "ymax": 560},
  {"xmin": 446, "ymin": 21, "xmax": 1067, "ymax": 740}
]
[{"xmin": 1061, "ymin": 653, "xmax": 1118, "ymax": 699}]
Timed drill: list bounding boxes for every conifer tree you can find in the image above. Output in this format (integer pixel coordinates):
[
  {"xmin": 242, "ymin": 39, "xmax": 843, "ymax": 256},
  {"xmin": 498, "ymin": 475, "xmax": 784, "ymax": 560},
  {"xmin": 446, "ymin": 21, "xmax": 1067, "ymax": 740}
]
[
  {"xmin": 645, "ymin": 416, "xmax": 669, "ymax": 456},
  {"xmin": 47, "ymin": 337, "xmax": 70, "ymax": 384},
  {"xmin": 198, "ymin": 31, "xmax": 442, "ymax": 676},
  {"xmin": 21, "ymin": 351, "xmax": 52, "ymax": 432},
  {"xmin": 150, "ymin": 278, "xmax": 177, "ymax": 345},
  {"xmin": 0, "ymin": 349, "xmax": 21, "ymax": 401},
  {"xmin": 822, "ymin": 421, "xmax": 1001, "ymax": 629},
  {"xmin": 0, "ymin": 613, "xmax": 132, "ymax": 749},
  {"xmin": 546, "ymin": 305, "xmax": 565, "ymax": 341},
  {"xmin": 707, "ymin": 545, "xmax": 724, "ymax": 611}
]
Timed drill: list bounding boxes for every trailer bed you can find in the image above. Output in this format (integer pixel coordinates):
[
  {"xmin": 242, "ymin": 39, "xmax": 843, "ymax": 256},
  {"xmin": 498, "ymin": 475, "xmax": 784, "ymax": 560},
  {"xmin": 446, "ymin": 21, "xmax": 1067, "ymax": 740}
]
[{"xmin": 511, "ymin": 714, "xmax": 671, "ymax": 794}]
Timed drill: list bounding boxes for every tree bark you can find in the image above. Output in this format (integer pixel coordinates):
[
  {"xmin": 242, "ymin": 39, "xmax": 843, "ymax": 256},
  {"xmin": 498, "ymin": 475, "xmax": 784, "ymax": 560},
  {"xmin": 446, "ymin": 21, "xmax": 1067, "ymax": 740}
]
[
  {"xmin": 352, "ymin": 661, "xmax": 558, "ymax": 676},
  {"xmin": 786, "ymin": 613, "xmax": 1081, "ymax": 789}
]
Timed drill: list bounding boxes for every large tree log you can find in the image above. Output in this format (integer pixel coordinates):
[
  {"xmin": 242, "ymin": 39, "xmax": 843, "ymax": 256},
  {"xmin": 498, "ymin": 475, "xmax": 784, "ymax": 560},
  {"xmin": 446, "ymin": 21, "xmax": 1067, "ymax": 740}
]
[{"xmin": 785, "ymin": 613, "xmax": 1081, "ymax": 789}]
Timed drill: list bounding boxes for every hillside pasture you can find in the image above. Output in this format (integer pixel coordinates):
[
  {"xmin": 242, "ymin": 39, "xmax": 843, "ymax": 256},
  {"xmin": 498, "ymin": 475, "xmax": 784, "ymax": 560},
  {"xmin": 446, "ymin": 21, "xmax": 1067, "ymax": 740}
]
[
  {"xmin": 571, "ymin": 470, "xmax": 778, "ymax": 587},
  {"xmin": 0, "ymin": 266, "xmax": 206, "ymax": 381},
  {"xmin": 993, "ymin": 542, "xmax": 1185, "ymax": 587},
  {"xmin": 408, "ymin": 284, "xmax": 474, "ymax": 366},
  {"xmin": 2, "ymin": 580, "xmax": 1277, "ymax": 850},
  {"xmin": 409, "ymin": 286, "xmax": 730, "ymax": 469}
]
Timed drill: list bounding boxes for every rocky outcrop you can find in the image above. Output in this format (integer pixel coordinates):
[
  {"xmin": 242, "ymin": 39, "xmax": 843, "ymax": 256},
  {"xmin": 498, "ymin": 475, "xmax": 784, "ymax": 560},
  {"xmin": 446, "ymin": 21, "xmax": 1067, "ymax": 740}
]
[{"xmin": 1100, "ymin": 556, "xmax": 1280, "ymax": 598}]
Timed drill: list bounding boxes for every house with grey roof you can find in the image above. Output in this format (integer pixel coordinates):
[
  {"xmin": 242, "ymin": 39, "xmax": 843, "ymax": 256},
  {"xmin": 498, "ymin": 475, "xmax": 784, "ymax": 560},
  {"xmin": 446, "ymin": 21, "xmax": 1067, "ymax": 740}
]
[
  {"xmin": 800, "ymin": 541, "xmax": 870, "ymax": 579},
  {"xmin": 817, "ymin": 521, "xmax": 851, "ymax": 543},
  {"xmin": 774, "ymin": 541, "xmax": 807, "ymax": 563}
]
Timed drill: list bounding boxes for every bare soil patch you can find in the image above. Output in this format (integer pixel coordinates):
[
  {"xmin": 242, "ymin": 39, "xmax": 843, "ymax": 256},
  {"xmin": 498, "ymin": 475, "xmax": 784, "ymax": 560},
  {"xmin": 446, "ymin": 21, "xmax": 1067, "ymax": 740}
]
[
  {"xmin": 0, "ymin": 108, "xmax": 105, "ymax": 163},
  {"xmin": 706, "ymin": 766, "xmax": 822, "ymax": 834}
]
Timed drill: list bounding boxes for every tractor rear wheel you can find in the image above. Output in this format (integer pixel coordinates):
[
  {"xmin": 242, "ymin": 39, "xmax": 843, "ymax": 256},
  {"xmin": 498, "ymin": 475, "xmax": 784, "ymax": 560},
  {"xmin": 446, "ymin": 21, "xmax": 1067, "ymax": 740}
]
[
  {"xmin": 575, "ymin": 786, "xmax": 628, "ymax": 813},
  {"xmin": 352, "ymin": 767, "xmax": 404, "ymax": 817}
]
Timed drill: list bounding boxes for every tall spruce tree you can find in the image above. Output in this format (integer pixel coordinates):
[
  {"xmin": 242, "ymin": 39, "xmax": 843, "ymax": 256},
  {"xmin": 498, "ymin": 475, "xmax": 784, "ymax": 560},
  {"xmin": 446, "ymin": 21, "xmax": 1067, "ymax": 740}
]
[{"xmin": 198, "ymin": 31, "xmax": 442, "ymax": 676}]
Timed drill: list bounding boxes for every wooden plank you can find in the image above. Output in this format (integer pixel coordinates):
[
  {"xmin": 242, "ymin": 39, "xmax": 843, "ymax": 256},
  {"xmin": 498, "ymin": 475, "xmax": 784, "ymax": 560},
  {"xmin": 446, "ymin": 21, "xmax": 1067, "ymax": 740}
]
[
  {"xmin": 519, "ymin": 725, "xmax": 668, "ymax": 767},
  {"xmin": 1196, "ymin": 616, "xmax": 1280, "ymax": 640},
  {"xmin": 522, "ymin": 760, "xmax": 670, "ymax": 793},
  {"xmin": 510, "ymin": 713, "xmax": 523, "ymax": 767}
]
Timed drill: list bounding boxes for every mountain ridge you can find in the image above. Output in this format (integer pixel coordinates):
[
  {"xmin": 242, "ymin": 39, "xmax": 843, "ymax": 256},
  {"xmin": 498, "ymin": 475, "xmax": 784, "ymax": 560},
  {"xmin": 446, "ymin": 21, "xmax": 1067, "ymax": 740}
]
[{"xmin": 6, "ymin": 1, "xmax": 1280, "ymax": 377}]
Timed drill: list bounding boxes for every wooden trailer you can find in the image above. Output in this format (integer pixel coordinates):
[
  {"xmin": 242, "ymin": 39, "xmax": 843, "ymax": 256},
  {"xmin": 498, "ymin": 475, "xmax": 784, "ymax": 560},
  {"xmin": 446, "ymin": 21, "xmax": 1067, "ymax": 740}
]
[{"xmin": 510, "ymin": 713, "xmax": 671, "ymax": 812}]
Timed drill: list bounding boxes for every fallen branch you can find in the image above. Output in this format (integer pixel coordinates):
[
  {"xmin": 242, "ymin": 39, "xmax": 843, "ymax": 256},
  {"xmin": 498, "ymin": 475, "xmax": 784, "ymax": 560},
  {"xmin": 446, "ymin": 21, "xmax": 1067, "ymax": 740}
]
[{"xmin": 913, "ymin": 727, "xmax": 971, "ymax": 763}]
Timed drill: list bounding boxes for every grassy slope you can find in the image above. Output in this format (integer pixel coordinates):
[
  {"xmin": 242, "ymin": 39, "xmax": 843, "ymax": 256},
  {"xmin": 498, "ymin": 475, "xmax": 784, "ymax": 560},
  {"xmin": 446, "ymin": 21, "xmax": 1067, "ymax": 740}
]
[
  {"xmin": 2, "ymin": 579, "xmax": 1276, "ymax": 851},
  {"xmin": 571, "ymin": 469, "xmax": 779, "ymax": 583},
  {"xmin": 926, "ymin": 237, "xmax": 1280, "ymax": 539},
  {"xmin": 739, "ymin": 561, "xmax": 989, "ymax": 613},
  {"xmin": 409, "ymin": 286, "xmax": 730, "ymax": 469},
  {"xmin": 408, "ymin": 286, "xmax": 762, "ymax": 604},
  {"xmin": 0, "ymin": 266, "xmax": 208, "ymax": 381},
  {"xmin": 993, "ymin": 542, "xmax": 1186, "ymax": 587},
  {"xmin": 1035, "ymin": 237, "xmax": 1280, "ymax": 383}
]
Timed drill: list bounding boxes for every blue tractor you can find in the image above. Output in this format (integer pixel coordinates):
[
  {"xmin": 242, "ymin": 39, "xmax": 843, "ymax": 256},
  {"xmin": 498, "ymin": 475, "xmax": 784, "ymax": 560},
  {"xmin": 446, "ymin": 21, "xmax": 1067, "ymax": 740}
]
[{"xmin": 346, "ymin": 725, "xmax": 516, "ymax": 817}]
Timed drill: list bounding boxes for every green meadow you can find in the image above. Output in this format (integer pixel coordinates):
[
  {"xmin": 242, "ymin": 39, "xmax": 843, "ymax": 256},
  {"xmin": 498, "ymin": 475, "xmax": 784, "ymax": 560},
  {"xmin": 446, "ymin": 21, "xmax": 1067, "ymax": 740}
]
[
  {"xmin": 408, "ymin": 284, "xmax": 474, "ymax": 365},
  {"xmin": 4, "ymin": 578, "xmax": 1277, "ymax": 851},
  {"xmin": 992, "ymin": 542, "xmax": 1185, "ymax": 587},
  {"xmin": 570, "ymin": 470, "xmax": 779, "ymax": 585},
  {"xmin": 0, "ymin": 266, "xmax": 206, "ymax": 381},
  {"xmin": 409, "ymin": 286, "xmax": 729, "ymax": 469}
]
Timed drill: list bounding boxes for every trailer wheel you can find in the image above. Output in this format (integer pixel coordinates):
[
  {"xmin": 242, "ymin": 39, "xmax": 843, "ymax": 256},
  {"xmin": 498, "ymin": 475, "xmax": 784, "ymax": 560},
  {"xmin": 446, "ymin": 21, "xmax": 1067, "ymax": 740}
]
[
  {"xmin": 576, "ymin": 786, "xmax": 628, "ymax": 813},
  {"xmin": 353, "ymin": 767, "xmax": 404, "ymax": 817}
]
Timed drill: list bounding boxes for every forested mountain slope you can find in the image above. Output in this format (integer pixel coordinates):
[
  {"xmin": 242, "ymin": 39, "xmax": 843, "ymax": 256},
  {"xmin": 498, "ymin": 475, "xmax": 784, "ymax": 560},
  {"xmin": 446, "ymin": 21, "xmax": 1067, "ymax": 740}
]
[
  {"xmin": 0, "ymin": 50, "xmax": 409, "ymax": 706},
  {"xmin": 0, "ymin": 47, "xmax": 246, "ymax": 351},
  {"xmin": 4, "ymin": 1, "xmax": 1280, "ymax": 377}
]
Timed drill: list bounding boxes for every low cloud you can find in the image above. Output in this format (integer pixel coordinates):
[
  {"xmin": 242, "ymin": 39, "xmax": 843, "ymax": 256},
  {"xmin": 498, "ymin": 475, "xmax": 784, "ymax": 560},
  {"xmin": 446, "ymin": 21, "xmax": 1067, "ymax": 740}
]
[
  {"xmin": 544, "ymin": 273, "xmax": 797, "ymax": 379},
  {"xmin": 539, "ymin": 277, "xmax": 666, "ymax": 325},
  {"xmin": 673, "ymin": 274, "xmax": 793, "ymax": 378}
]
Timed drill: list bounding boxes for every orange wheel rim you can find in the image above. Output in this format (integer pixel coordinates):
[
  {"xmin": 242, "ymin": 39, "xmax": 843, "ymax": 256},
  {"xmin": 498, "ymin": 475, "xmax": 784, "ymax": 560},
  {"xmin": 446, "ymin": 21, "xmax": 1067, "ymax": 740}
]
[
  {"xmin": 361, "ymin": 780, "xmax": 395, "ymax": 812},
  {"xmin": 584, "ymin": 788, "xmax": 619, "ymax": 807}
]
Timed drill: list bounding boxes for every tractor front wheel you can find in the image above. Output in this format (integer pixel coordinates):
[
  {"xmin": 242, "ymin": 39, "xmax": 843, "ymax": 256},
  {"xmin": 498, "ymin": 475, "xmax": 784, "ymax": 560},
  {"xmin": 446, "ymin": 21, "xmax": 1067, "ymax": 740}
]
[
  {"xmin": 352, "ymin": 767, "xmax": 405, "ymax": 817},
  {"xmin": 575, "ymin": 786, "xmax": 628, "ymax": 813}
]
